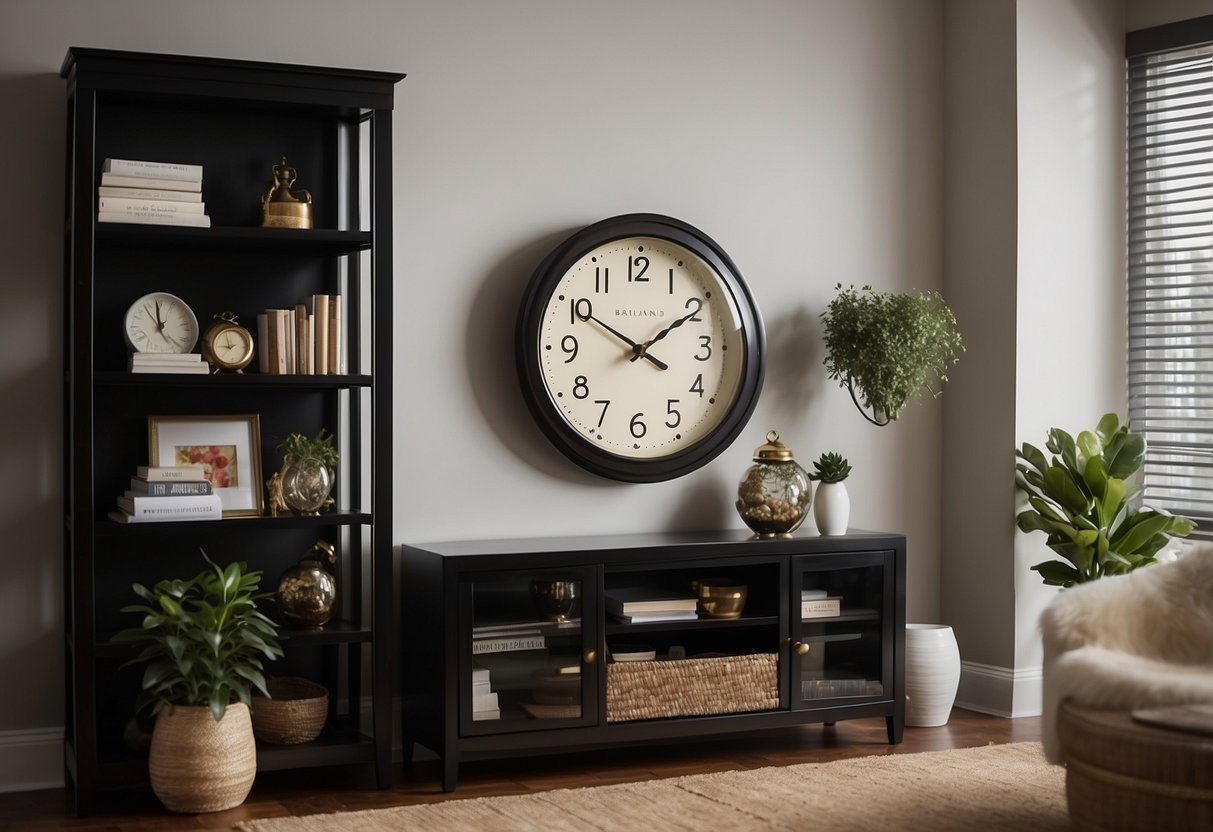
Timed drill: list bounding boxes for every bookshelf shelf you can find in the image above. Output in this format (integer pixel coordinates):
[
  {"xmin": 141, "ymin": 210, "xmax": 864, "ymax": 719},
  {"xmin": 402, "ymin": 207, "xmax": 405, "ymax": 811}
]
[{"xmin": 62, "ymin": 47, "xmax": 401, "ymax": 815}]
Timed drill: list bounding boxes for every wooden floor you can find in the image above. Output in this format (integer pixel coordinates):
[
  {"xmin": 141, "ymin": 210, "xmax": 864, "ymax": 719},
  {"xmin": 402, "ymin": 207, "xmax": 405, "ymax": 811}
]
[{"xmin": 3, "ymin": 709, "xmax": 1040, "ymax": 831}]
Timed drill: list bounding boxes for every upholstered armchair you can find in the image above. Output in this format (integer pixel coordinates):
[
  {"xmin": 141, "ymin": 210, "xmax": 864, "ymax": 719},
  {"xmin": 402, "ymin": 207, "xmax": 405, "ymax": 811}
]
[{"xmin": 1039, "ymin": 543, "xmax": 1213, "ymax": 829}]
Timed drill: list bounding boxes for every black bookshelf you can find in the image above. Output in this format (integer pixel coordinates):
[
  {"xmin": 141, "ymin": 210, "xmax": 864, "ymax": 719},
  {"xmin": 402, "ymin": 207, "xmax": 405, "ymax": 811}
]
[{"xmin": 61, "ymin": 48, "xmax": 402, "ymax": 815}]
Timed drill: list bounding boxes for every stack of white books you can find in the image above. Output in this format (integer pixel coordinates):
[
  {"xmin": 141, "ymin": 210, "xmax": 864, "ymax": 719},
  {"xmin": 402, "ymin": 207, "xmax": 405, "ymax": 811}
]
[
  {"xmin": 108, "ymin": 465, "xmax": 221, "ymax": 523},
  {"xmin": 128, "ymin": 352, "xmax": 210, "ymax": 375},
  {"xmin": 605, "ymin": 587, "xmax": 699, "ymax": 624},
  {"xmin": 97, "ymin": 158, "xmax": 211, "ymax": 228},
  {"xmin": 471, "ymin": 665, "xmax": 500, "ymax": 721}
]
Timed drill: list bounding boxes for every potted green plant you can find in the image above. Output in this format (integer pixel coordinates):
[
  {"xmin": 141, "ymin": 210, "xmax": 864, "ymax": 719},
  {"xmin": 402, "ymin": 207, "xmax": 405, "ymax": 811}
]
[
  {"xmin": 809, "ymin": 451, "xmax": 852, "ymax": 535},
  {"xmin": 821, "ymin": 284, "xmax": 964, "ymax": 425},
  {"xmin": 272, "ymin": 428, "xmax": 339, "ymax": 516},
  {"xmin": 113, "ymin": 552, "xmax": 282, "ymax": 813},
  {"xmin": 1015, "ymin": 413, "xmax": 1196, "ymax": 587}
]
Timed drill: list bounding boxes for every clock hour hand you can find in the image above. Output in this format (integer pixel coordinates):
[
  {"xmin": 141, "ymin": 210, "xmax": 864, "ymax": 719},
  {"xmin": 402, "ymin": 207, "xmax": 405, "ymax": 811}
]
[
  {"xmin": 578, "ymin": 312, "xmax": 668, "ymax": 370},
  {"xmin": 630, "ymin": 304, "xmax": 700, "ymax": 362}
]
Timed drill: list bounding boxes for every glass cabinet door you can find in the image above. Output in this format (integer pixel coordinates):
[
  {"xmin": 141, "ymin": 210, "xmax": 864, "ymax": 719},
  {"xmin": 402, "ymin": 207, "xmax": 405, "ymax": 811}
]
[
  {"xmin": 459, "ymin": 565, "xmax": 599, "ymax": 734},
  {"xmin": 790, "ymin": 551, "xmax": 894, "ymax": 709}
]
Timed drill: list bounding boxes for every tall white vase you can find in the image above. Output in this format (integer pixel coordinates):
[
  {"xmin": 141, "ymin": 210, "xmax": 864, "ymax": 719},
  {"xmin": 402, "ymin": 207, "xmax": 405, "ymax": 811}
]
[
  {"xmin": 813, "ymin": 481, "xmax": 850, "ymax": 535},
  {"xmin": 904, "ymin": 623, "xmax": 961, "ymax": 727}
]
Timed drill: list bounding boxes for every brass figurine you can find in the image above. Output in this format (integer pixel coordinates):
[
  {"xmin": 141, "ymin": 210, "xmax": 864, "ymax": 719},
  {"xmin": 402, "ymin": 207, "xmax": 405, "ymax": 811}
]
[
  {"xmin": 260, "ymin": 156, "xmax": 313, "ymax": 229},
  {"xmin": 265, "ymin": 470, "xmax": 287, "ymax": 517}
]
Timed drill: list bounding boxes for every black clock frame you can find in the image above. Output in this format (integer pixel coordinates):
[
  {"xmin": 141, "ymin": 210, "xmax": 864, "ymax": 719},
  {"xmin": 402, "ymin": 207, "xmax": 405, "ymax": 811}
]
[{"xmin": 516, "ymin": 213, "xmax": 766, "ymax": 482}]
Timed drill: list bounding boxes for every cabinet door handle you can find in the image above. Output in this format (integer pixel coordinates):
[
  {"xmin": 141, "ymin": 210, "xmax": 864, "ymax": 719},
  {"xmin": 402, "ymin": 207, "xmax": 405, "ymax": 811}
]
[
  {"xmin": 583, "ymin": 649, "xmax": 597, "ymax": 665},
  {"xmin": 792, "ymin": 642, "xmax": 810, "ymax": 656}
]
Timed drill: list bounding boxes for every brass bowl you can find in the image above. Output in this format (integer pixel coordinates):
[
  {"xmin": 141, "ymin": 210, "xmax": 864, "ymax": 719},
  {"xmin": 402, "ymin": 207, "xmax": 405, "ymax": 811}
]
[
  {"xmin": 693, "ymin": 579, "xmax": 748, "ymax": 619},
  {"xmin": 529, "ymin": 578, "xmax": 580, "ymax": 622}
]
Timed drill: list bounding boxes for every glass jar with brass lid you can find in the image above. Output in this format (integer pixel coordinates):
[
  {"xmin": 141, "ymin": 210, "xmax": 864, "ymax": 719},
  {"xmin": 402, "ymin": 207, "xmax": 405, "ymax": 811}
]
[{"xmin": 736, "ymin": 430, "xmax": 811, "ymax": 538}]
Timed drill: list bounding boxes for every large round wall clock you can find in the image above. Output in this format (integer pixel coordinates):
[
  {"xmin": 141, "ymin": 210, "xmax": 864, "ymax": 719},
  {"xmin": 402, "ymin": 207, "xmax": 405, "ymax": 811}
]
[{"xmin": 516, "ymin": 214, "xmax": 766, "ymax": 482}]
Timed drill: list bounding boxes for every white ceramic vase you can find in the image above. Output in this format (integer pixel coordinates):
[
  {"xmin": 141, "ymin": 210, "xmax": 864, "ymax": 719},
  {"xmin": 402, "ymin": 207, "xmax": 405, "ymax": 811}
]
[
  {"xmin": 904, "ymin": 623, "xmax": 961, "ymax": 727},
  {"xmin": 813, "ymin": 481, "xmax": 850, "ymax": 535}
]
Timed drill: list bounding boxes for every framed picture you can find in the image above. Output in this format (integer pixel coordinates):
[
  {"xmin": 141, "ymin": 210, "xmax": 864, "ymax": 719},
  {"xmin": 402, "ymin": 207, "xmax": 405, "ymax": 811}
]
[{"xmin": 148, "ymin": 414, "xmax": 263, "ymax": 517}]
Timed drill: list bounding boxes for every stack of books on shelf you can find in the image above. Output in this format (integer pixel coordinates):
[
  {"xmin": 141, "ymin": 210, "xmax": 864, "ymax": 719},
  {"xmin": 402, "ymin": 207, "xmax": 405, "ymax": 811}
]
[
  {"xmin": 606, "ymin": 587, "xmax": 699, "ymax": 624},
  {"xmin": 128, "ymin": 352, "xmax": 210, "ymax": 375},
  {"xmin": 471, "ymin": 620, "xmax": 547, "ymax": 655},
  {"xmin": 107, "ymin": 465, "xmax": 222, "ymax": 523},
  {"xmin": 801, "ymin": 588, "xmax": 843, "ymax": 619},
  {"xmin": 257, "ymin": 294, "xmax": 342, "ymax": 375},
  {"xmin": 97, "ymin": 158, "xmax": 211, "ymax": 228},
  {"xmin": 471, "ymin": 665, "xmax": 500, "ymax": 721}
]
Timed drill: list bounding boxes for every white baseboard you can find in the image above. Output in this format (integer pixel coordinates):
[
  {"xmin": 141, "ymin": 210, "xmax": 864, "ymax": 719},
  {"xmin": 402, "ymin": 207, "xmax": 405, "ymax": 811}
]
[
  {"xmin": 0, "ymin": 728, "xmax": 64, "ymax": 793},
  {"xmin": 955, "ymin": 660, "xmax": 1042, "ymax": 718}
]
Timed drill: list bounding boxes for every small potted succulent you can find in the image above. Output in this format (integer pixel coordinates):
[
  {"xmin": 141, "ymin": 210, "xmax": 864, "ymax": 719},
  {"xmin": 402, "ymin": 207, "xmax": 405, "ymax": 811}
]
[
  {"xmin": 271, "ymin": 428, "xmax": 339, "ymax": 516},
  {"xmin": 821, "ymin": 284, "xmax": 963, "ymax": 426},
  {"xmin": 809, "ymin": 452, "xmax": 852, "ymax": 535},
  {"xmin": 112, "ymin": 552, "xmax": 282, "ymax": 813}
]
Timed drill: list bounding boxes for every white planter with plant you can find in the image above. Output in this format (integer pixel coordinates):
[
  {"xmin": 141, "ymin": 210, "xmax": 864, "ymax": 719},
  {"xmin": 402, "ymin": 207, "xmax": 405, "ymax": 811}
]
[
  {"xmin": 821, "ymin": 284, "xmax": 963, "ymax": 426},
  {"xmin": 114, "ymin": 553, "xmax": 282, "ymax": 813},
  {"xmin": 1015, "ymin": 413, "xmax": 1195, "ymax": 587},
  {"xmin": 810, "ymin": 452, "xmax": 851, "ymax": 536}
]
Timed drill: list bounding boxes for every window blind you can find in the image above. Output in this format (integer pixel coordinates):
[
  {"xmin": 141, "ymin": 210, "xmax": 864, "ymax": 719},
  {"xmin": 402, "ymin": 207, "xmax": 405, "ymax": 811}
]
[{"xmin": 1127, "ymin": 28, "xmax": 1213, "ymax": 535}]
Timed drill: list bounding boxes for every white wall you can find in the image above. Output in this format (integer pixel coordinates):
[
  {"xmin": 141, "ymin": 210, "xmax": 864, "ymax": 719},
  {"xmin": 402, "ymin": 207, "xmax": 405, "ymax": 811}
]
[{"xmin": 0, "ymin": 0, "xmax": 947, "ymax": 791}]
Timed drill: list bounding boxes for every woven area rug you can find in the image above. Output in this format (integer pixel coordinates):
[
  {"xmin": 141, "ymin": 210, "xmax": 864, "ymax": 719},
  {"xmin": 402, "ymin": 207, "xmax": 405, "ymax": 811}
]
[{"xmin": 235, "ymin": 742, "xmax": 1068, "ymax": 832}]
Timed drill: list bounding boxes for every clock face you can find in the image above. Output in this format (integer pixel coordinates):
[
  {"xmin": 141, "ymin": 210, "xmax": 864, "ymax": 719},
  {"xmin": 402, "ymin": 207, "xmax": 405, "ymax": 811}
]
[
  {"xmin": 123, "ymin": 292, "xmax": 199, "ymax": 354},
  {"xmin": 210, "ymin": 326, "xmax": 254, "ymax": 368},
  {"xmin": 201, "ymin": 314, "xmax": 255, "ymax": 372},
  {"xmin": 518, "ymin": 215, "xmax": 765, "ymax": 482}
]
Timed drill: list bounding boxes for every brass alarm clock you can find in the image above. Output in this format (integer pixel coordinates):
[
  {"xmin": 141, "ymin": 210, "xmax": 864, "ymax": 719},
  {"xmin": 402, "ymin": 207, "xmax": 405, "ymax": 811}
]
[{"xmin": 200, "ymin": 311, "xmax": 255, "ymax": 373}]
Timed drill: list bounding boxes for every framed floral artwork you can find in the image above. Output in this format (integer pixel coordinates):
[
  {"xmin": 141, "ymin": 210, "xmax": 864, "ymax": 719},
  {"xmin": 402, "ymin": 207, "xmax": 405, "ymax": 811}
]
[{"xmin": 148, "ymin": 414, "xmax": 263, "ymax": 517}]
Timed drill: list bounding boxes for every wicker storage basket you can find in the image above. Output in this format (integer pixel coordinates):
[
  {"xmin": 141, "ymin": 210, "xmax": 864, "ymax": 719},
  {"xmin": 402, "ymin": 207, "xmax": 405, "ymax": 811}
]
[
  {"xmin": 251, "ymin": 676, "xmax": 328, "ymax": 744},
  {"xmin": 1058, "ymin": 700, "xmax": 1213, "ymax": 831},
  {"xmin": 606, "ymin": 653, "xmax": 779, "ymax": 723}
]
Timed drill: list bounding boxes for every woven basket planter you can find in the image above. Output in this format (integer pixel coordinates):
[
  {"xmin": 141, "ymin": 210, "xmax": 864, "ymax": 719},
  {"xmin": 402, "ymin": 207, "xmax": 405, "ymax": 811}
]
[
  {"xmin": 148, "ymin": 702, "xmax": 256, "ymax": 813},
  {"xmin": 607, "ymin": 653, "xmax": 779, "ymax": 723},
  {"xmin": 251, "ymin": 677, "xmax": 329, "ymax": 744}
]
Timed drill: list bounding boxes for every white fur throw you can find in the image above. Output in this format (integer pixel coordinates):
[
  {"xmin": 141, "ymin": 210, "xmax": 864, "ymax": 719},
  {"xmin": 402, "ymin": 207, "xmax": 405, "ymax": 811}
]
[{"xmin": 1039, "ymin": 543, "xmax": 1213, "ymax": 763}]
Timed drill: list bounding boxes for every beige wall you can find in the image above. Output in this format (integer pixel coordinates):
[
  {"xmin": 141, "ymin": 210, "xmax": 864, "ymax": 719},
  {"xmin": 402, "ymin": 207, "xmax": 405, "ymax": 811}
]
[
  {"xmin": 942, "ymin": 0, "xmax": 1128, "ymax": 717},
  {"xmin": 0, "ymin": 0, "xmax": 948, "ymax": 790},
  {"xmin": 941, "ymin": 0, "xmax": 1020, "ymax": 712},
  {"xmin": 1012, "ymin": 0, "xmax": 1127, "ymax": 711}
]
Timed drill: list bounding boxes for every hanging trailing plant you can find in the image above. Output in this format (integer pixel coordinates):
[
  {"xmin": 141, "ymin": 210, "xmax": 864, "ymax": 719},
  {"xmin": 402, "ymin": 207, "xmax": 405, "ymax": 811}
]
[{"xmin": 821, "ymin": 284, "xmax": 963, "ymax": 426}]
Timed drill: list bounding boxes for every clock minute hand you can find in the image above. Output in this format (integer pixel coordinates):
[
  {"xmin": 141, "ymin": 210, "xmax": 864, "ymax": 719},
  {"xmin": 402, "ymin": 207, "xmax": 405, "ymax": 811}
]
[
  {"xmin": 579, "ymin": 313, "xmax": 669, "ymax": 371},
  {"xmin": 630, "ymin": 305, "xmax": 700, "ymax": 362}
]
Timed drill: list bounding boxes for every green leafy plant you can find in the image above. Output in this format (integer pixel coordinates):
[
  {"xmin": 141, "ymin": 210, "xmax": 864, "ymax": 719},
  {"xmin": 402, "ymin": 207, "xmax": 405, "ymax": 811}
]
[
  {"xmin": 113, "ymin": 551, "xmax": 283, "ymax": 721},
  {"xmin": 808, "ymin": 452, "xmax": 851, "ymax": 484},
  {"xmin": 821, "ymin": 284, "xmax": 964, "ymax": 426},
  {"xmin": 1014, "ymin": 413, "xmax": 1195, "ymax": 587},
  {"xmin": 279, "ymin": 428, "xmax": 339, "ymax": 472}
]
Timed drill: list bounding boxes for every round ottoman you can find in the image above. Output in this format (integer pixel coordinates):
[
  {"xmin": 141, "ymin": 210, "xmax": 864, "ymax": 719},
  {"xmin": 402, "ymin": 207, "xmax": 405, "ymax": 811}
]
[{"xmin": 1057, "ymin": 700, "xmax": 1213, "ymax": 831}]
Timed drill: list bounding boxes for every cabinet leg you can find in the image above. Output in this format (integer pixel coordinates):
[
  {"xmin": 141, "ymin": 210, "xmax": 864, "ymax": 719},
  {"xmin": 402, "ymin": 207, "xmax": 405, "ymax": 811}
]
[
  {"xmin": 823, "ymin": 721, "xmax": 835, "ymax": 727},
  {"xmin": 442, "ymin": 756, "xmax": 459, "ymax": 792},
  {"xmin": 886, "ymin": 713, "xmax": 904, "ymax": 744}
]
